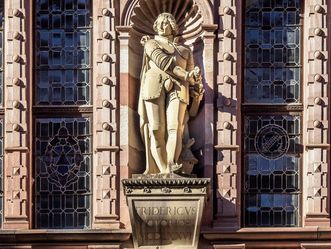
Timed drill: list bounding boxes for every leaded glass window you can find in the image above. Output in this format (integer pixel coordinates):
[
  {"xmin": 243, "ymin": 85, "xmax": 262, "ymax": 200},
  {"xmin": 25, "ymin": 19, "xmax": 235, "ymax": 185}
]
[
  {"xmin": 245, "ymin": 0, "xmax": 301, "ymax": 103},
  {"xmin": 35, "ymin": 0, "xmax": 91, "ymax": 105},
  {"xmin": 243, "ymin": 0, "xmax": 302, "ymax": 227},
  {"xmin": 35, "ymin": 118, "xmax": 91, "ymax": 228},
  {"xmin": 244, "ymin": 115, "xmax": 300, "ymax": 227}
]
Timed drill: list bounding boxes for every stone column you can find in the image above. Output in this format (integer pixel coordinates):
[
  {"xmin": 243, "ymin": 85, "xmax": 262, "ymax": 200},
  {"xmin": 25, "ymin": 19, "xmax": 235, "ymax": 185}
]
[
  {"xmin": 92, "ymin": 0, "xmax": 120, "ymax": 229},
  {"xmin": 214, "ymin": 0, "xmax": 241, "ymax": 229},
  {"xmin": 304, "ymin": 0, "xmax": 330, "ymax": 226},
  {"xmin": 3, "ymin": 0, "xmax": 30, "ymax": 229}
]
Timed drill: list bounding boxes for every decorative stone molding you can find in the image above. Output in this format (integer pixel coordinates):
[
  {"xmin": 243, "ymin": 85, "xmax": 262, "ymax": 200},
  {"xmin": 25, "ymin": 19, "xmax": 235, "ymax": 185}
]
[
  {"xmin": 304, "ymin": 0, "xmax": 330, "ymax": 226},
  {"xmin": 32, "ymin": 106, "xmax": 93, "ymax": 114},
  {"xmin": 122, "ymin": 175, "xmax": 209, "ymax": 188},
  {"xmin": 3, "ymin": 0, "xmax": 29, "ymax": 229},
  {"xmin": 214, "ymin": 0, "xmax": 241, "ymax": 229},
  {"xmin": 92, "ymin": 0, "xmax": 119, "ymax": 229}
]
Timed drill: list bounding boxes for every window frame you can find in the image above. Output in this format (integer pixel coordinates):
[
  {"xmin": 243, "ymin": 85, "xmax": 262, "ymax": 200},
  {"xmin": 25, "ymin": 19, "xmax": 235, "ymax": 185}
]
[
  {"xmin": 32, "ymin": 0, "xmax": 93, "ymax": 229},
  {"xmin": 241, "ymin": 0, "xmax": 305, "ymax": 228}
]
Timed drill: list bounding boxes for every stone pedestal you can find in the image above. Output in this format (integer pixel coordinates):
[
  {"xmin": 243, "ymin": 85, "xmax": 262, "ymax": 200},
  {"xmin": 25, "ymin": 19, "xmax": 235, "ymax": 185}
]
[{"xmin": 122, "ymin": 175, "xmax": 209, "ymax": 249}]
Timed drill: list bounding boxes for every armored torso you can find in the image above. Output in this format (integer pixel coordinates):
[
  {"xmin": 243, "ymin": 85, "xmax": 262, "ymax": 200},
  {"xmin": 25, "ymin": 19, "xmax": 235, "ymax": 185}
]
[{"xmin": 141, "ymin": 36, "xmax": 194, "ymax": 104}]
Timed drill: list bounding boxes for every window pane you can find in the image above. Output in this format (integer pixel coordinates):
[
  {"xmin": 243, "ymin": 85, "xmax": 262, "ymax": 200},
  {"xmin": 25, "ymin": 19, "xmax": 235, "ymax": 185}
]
[
  {"xmin": 244, "ymin": 115, "xmax": 300, "ymax": 227},
  {"xmin": 245, "ymin": 194, "xmax": 298, "ymax": 227},
  {"xmin": 35, "ymin": 118, "xmax": 91, "ymax": 229},
  {"xmin": 35, "ymin": 0, "xmax": 91, "ymax": 105},
  {"xmin": 244, "ymin": 0, "xmax": 301, "ymax": 103}
]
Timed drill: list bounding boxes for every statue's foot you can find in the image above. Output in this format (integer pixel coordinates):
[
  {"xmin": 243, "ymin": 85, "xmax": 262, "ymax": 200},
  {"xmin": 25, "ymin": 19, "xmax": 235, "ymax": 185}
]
[
  {"xmin": 170, "ymin": 163, "xmax": 182, "ymax": 173},
  {"xmin": 163, "ymin": 167, "xmax": 171, "ymax": 174},
  {"xmin": 143, "ymin": 169, "xmax": 149, "ymax": 174}
]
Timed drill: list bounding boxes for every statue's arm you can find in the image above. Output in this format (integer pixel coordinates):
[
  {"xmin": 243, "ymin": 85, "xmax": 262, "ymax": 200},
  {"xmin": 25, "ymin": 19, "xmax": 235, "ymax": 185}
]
[
  {"xmin": 144, "ymin": 40, "xmax": 173, "ymax": 71},
  {"xmin": 144, "ymin": 40, "xmax": 189, "ymax": 82}
]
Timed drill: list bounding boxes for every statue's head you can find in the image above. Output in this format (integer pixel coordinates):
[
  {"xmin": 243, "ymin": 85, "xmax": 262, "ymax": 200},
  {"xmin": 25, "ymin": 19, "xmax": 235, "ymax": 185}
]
[{"xmin": 153, "ymin": 13, "xmax": 178, "ymax": 36}]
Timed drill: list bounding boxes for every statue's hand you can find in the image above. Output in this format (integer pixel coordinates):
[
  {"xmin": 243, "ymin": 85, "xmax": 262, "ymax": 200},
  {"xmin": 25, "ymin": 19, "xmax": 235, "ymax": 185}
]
[
  {"xmin": 140, "ymin": 35, "xmax": 150, "ymax": 46},
  {"xmin": 193, "ymin": 66, "xmax": 201, "ymax": 81},
  {"xmin": 187, "ymin": 66, "xmax": 202, "ymax": 85},
  {"xmin": 187, "ymin": 70, "xmax": 196, "ymax": 85}
]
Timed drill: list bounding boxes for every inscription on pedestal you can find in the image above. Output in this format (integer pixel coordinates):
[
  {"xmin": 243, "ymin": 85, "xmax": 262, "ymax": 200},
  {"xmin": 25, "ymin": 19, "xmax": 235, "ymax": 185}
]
[
  {"xmin": 123, "ymin": 177, "xmax": 209, "ymax": 249},
  {"xmin": 133, "ymin": 199, "xmax": 200, "ymax": 246}
]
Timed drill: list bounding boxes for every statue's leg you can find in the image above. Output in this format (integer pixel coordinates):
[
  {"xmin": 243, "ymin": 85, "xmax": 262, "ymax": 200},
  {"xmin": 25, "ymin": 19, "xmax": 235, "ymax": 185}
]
[
  {"xmin": 166, "ymin": 98, "xmax": 187, "ymax": 167},
  {"xmin": 144, "ymin": 97, "xmax": 167, "ymax": 173}
]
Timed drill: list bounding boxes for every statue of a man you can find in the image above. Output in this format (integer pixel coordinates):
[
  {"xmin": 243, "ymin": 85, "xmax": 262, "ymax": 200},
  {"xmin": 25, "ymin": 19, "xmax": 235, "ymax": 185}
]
[{"xmin": 138, "ymin": 13, "xmax": 203, "ymax": 174}]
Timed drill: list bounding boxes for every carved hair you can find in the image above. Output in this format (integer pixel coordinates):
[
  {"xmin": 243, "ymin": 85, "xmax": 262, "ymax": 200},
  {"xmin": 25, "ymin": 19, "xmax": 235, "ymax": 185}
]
[{"xmin": 153, "ymin": 13, "xmax": 178, "ymax": 35}]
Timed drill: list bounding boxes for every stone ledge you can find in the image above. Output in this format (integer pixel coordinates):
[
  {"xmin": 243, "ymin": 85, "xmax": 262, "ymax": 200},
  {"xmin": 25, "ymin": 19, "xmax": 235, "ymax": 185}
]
[
  {"xmin": 122, "ymin": 175, "xmax": 210, "ymax": 187},
  {"xmin": 122, "ymin": 176, "xmax": 210, "ymax": 196},
  {"xmin": 202, "ymin": 227, "xmax": 331, "ymax": 241},
  {"xmin": 0, "ymin": 230, "xmax": 131, "ymax": 244}
]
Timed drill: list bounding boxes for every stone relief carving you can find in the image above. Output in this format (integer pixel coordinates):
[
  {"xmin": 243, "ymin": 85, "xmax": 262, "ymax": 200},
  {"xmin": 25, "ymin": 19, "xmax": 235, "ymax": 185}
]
[{"xmin": 138, "ymin": 13, "xmax": 204, "ymax": 175}]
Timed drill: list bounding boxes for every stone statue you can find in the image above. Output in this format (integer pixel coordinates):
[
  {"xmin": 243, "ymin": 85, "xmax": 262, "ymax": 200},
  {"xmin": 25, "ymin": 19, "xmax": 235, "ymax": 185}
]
[{"xmin": 138, "ymin": 13, "xmax": 204, "ymax": 175}]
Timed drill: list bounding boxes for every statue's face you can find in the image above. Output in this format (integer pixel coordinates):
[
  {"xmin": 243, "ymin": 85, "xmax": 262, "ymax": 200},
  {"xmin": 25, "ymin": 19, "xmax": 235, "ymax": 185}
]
[{"xmin": 155, "ymin": 16, "xmax": 173, "ymax": 36}]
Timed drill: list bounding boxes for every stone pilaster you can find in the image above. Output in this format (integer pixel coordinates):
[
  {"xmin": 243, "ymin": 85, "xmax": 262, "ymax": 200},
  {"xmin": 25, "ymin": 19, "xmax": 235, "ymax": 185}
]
[
  {"xmin": 92, "ymin": 0, "xmax": 119, "ymax": 229},
  {"xmin": 201, "ymin": 24, "xmax": 218, "ymax": 226},
  {"xmin": 304, "ymin": 0, "xmax": 330, "ymax": 226},
  {"xmin": 3, "ymin": 0, "xmax": 29, "ymax": 229},
  {"xmin": 214, "ymin": 0, "xmax": 241, "ymax": 229},
  {"xmin": 116, "ymin": 25, "xmax": 132, "ymax": 229}
]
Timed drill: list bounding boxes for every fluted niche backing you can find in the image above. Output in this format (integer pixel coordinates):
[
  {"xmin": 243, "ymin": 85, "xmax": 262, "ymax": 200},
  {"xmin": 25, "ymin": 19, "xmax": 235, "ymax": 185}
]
[{"xmin": 131, "ymin": 0, "xmax": 203, "ymax": 39}]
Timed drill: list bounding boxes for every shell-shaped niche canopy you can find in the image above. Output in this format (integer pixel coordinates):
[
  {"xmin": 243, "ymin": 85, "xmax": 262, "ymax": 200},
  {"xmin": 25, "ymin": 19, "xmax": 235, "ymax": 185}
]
[{"xmin": 131, "ymin": 0, "xmax": 203, "ymax": 43}]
